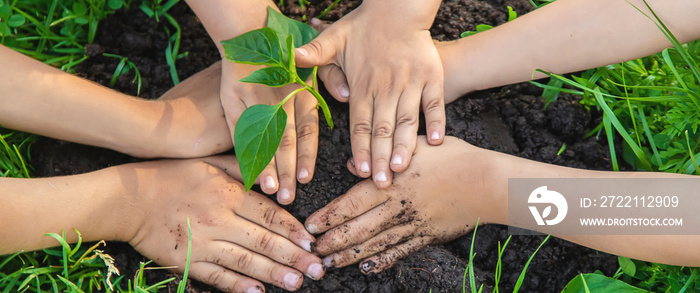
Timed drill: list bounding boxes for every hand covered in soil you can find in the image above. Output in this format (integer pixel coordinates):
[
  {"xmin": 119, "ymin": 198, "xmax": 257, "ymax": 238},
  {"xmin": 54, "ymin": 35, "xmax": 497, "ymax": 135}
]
[
  {"xmin": 219, "ymin": 60, "xmax": 320, "ymax": 205},
  {"xmin": 296, "ymin": 1, "xmax": 446, "ymax": 189},
  {"xmin": 124, "ymin": 156, "xmax": 325, "ymax": 292},
  {"xmin": 304, "ymin": 136, "xmax": 500, "ymax": 273}
]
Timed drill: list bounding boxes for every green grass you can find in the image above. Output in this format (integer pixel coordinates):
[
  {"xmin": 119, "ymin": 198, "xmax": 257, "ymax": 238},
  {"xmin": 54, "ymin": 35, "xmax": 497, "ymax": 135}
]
[
  {"xmin": 139, "ymin": 0, "xmax": 186, "ymax": 86},
  {"xmin": 0, "ymin": 0, "xmax": 194, "ymax": 291},
  {"xmin": 531, "ymin": 1, "xmax": 700, "ymax": 291},
  {"xmin": 0, "ymin": 0, "xmax": 128, "ymax": 72},
  {"xmin": 462, "ymin": 220, "xmax": 550, "ymax": 293}
]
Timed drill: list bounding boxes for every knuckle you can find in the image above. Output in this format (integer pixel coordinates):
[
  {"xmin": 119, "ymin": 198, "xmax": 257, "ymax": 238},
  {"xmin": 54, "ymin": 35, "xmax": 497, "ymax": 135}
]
[
  {"xmin": 278, "ymin": 134, "xmax": 296, "ymax": 152},
  {"xmin": 346, "ymin": 196, "xmax": 365, "ymax": 214},
  {"xmin": 236, "ymin": 251, "xmax": 254, "ymax": 269},
  {"xmin": 396, "ymin": 112, "xmax": 418, "ymax": 129},
  {"xmin": 263, "ymin": 206, "xmax": 279, "ymax": 227},
  {"xmin": 352, "ymin": 121, "xmax": 373, "ymax": 136},
  {"xmin": 352, "ymin": 226, "xmax": 373, "ymax": 242},
  {"xmin": 204, "ymin": 270, "xmax": 225, "ymax": 287},
  {"xmin": 372, "ymin": 121, "xmax": 394, "ymax": 138},
  {"xmin": 423, "ymin": 96, "xmax": 445, "ymax": 117},
  {"xmin": 297, "ymin": 123, "xmax": 318, "ymax": 142},
  {"xmin": 257, "ymin": 231, "xmax": 278, "ymax": 253}
]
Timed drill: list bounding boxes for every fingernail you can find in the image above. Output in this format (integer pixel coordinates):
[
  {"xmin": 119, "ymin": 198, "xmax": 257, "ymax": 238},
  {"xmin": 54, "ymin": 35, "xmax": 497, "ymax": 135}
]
[
  {"xmin": 284, "ymin": 272, "xmax": 301, "ymax": 288},
  {"xmin": 310, "ymin": 18, "xmax": 321, "ymax": 26},
  {"xmin": 338, "ymin": 84, "xmax": 350, "ymax": 98},
  {"xmin": 247, "ymin": 286, "xmax": 263, "ymax": 293},
  {"xmin": 391, "ymin": 154, "xmax": 403, "ymax": 166},
  {"xmin": 322, "ymin": 256, "xmax": 334, "ymax": 268},
  {"xmin": 306, "ymin": 263, "xmax": 324, "ymax": 280},
  {"xmin": 295, "ymin": 47, "xmax": 307, "ymax": 56},
  {"xmin": 360, "ymin": 162, "xmax": 370, "ymax": 173},
  {"xmin": 375, "ymin": 172, "xmax": 387, "ymax": 183},
  {"xmin": 306, "ymin": 223, "xmax": 318, "ymax": 234},
  {"xmin": 279, "ymin": 189, "xmax": 291, "ymax": 201},
  {"xmin": 298, "ymin": 168, "xmax": 309, "ymax": 180},
  {"xmin": 264, "ymin": 176, "xmax": 276, "ymax": 190},
  {"xmin": 300, "ymin": 239, "xmax": 312, "ymax": 252},
  {"xmin": 431, "ymin": 131, "xmax": 440, "ymax": 141}
]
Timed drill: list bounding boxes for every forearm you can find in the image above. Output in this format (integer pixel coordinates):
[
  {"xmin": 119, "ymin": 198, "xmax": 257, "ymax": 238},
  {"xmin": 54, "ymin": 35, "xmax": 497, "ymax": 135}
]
[
  {"xmin": 477, "ymin": 147, "xmax": 700, "ymax": 266},
  {"xmin": 442, "ymin": 0, "xmax": 700, "ymax": 102},
  {"xmin": 0, "ymin": 168, "xmax": 138, "ymax": 254},
  {"xmin": 0, "ymin": 45, "xmax": 153, "ymax": 154},
  {"xmin": 185, "ymin": 0, "xmax": 277, "ymax": 56}
]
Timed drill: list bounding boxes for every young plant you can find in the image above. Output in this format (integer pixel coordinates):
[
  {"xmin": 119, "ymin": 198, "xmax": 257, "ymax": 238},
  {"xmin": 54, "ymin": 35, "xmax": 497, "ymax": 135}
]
[
  {"xmin": 221, "ymin": 7, "xmax": 333, "ymax": 191},
  {"xmin": 460, "ymin": 6, "xmax": 518, "ymax": 38}
]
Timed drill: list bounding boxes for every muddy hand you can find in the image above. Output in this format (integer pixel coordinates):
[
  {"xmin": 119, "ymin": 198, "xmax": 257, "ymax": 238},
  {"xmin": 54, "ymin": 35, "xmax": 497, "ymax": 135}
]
[
  {"xmin": 125, "ymin": 156, "xmax": 325, "ymax": 292},
  {"xmin": 295, "ymin": 2, "xmax": 446, "ymax": 189},
  {"xmin": 220, "ymin": 61, "xmax": 319, "ymax": 205},
  {"xmin": 304, "ymin": 136, "xmax": 493, "ymax": 274}
]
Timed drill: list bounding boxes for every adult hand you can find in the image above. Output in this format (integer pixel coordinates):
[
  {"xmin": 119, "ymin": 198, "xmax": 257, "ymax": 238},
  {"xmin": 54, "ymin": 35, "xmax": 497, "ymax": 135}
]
[
  {"xmin": 296, "ymin": 1, "xmax": 446, "ymax": 189},
  {"xmin": 218, "ymin": 61, "xmax": 320, "ymax": 205},
  {"xmin": 304, "ymin": 137, "xmax": 500, "ymax": 273},
  {"xmin": 123, "ymin": 156, "xmax": 325, "ymax": 292}
]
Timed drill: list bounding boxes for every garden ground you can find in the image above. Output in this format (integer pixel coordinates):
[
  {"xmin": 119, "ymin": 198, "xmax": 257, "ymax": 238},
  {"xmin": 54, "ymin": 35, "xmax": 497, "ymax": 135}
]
[{"xmin": 30, "ymin": 0, "xmax": 619, "ymax": 291}]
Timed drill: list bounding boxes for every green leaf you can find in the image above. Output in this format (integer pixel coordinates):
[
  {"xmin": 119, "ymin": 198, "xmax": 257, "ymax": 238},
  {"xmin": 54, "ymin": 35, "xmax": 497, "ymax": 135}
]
[
  {"xmin": 0, "ymin": 4, "xmax": 10, "ymax": 19},
  {"xmin": 108, "ymin": 0, "xmax": 123, "ymax": 10},
  {"xmin": 7, "ymin": 14, "xmax": 24, "ymax": 27},
  {"xmin": 239, "ymin": 66, "xmax": 291, "ymax": 87},
  {"xmin": 286, "ymin": 35, "xmax": 297, "ymax": 76},
  {"xmin": 507, "ymin": 6, "xmax": 517, "ymax": 21},
  {"xmin": 266, "ymin": 7, "xmax": 317, "ymax": 80},
  {"xmin": 234, "ymin": 104, "xmax": 287, "ymax": 191},
  {"xmin": 72, "ymin": 1, "xmax": 87, "ymax": 16},
  {"xmin": 221, "ymin": 27, "xmax": 283, "ymax": 66},
  {"xmin": 619, "ymin": 257, "xmax": 636, "ymax": 277},
  {"xmin": 561, "ymin": 273, "xmax": 648, "ymax": 293}
]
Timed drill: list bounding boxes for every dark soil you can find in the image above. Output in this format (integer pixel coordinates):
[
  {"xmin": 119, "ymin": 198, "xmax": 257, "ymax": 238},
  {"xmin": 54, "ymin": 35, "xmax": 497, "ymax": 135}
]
[{"xmin": 30, "ymin": 0, "xmax": 619, "ymax": 292}]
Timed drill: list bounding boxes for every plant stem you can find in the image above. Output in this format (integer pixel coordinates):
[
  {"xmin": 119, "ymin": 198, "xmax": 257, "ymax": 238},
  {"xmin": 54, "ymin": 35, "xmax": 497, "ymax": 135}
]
[{"xmin": 296, "ymin": 78, "xmax": 334, "ymax": 128}]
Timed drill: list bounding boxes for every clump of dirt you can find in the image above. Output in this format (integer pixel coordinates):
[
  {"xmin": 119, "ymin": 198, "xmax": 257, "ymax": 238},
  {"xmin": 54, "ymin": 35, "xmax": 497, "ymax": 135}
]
[{"xmin": 30, "ymin": 0, "xmax": 618, "ymax": 292}]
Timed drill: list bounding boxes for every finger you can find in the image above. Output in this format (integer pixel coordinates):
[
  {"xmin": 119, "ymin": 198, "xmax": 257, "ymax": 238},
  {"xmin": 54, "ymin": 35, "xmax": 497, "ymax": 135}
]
[
  {"xmin": 258, "ymin": 158, "xmax": 279, "ymax": 195},
  {"xmin": 294, "ymin": 27, "xmax": 341, "ymax": 68},
  {"xmin": 202, "ymin": 241, "xmax": 305, "ymax": 291},
  {"xmin": 358, "ymin": 236, "xmax": 430, "ymax": 275},
  {"xmin": 275, "ymin": 97, "xmax": 298, "ymax": 205},
  {"xmin": 294, "ymin": 92, "xmax": 319, "ymax": 184},
  {"xmin": 422, "ymin": 80, "xmax": 446, "ymax": 146},
  {"xmin": 227, "ymin": 219, "xmax": 325, "ymax": 281},
  {"xmin": 322, "ymin": 223, "xmax": 416, "ymax": 268},
  {"xmin": 349, "ymin": 76, "xmax": 374, "ymax": 178},
  {"xmin": 237, "ymin": 189, "xmax": 316, "ymax": 253},
  {"xmin": 309, "ymin": 18, "xmax": 332, "ymax": 33},
  {"xmin": 370, "ymin": 86, "xmax": 401, "ymax": 188},
  {"xmin": 313, "ymin": 200, "xmax": 400, "ymax": 256},
  {"xmin": 346, "ymin": 157, "xmax": 359, "ymax": 177},
  {"xmin": 390, "ymin": 86, "xmax": 421, "ymax": 173},
  {"xmin": 202, "ymin": 155, "xmax": 244, "ymax": 182},
  {"xmin": 318, "ymin": 64, "xmax": 350, "ymax": 103},
  {"xmin": 187, "ymin": 262, "xmax": 264, "ymax": 293},
  {"xmin": 305, "ymin": 179, "xmax": 388, "ymax": 235}
]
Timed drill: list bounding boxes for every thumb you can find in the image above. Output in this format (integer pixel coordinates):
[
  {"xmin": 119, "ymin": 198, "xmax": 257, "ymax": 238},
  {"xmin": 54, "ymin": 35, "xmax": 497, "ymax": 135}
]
[
  {"xmin": 318, "ymin": 64, "xmax": 350, "ymax": 102},
  {"xmin": 295, "ymin": 29, "xmax": 340, "ymax": 68}
]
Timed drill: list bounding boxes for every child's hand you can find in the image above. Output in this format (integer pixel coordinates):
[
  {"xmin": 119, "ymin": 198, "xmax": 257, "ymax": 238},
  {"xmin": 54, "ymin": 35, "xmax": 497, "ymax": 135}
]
[
  {"xmin": 125, "ymin": 156, "xmax": 325, "ymax": 292},
  {"xmin": 296, "ymin": 2, "xmax": 446, "ymax": 189},
  {"xmin": 218, "ymin": 61, "xmax": 320, "ymax": 205},
  {"xmin": 304, "ymin": 137, "xmax": 500, "ymax": 273}
]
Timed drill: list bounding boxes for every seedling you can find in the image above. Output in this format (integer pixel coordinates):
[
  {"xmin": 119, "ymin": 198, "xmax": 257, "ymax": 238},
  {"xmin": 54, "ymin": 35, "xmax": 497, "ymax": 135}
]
[
  {"xmin": 460, "ymin": 6, "xmax": 517, "ymax": 38},
  {"xmin": 103, "ymin": 53, "xmax": 143, "ymax": 95},
  {"xmin": 222, "ymin": 7, "xmax": 333, "ymax": 191}
]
